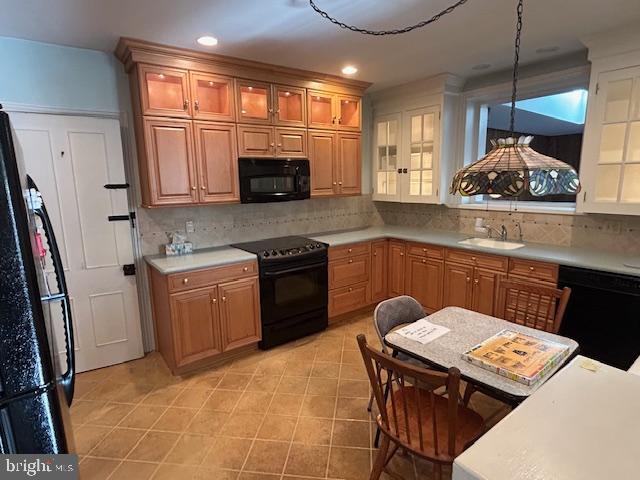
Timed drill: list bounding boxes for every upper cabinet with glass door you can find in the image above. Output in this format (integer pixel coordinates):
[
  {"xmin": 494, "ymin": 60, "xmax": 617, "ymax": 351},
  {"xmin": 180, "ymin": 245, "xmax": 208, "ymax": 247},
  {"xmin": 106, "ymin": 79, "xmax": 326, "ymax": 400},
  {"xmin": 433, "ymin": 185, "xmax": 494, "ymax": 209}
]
[
  {"xmin": 581, "ymin": 65, "xmax": 640, "ymax": 215},
  {"xmin": 308, "ymin": 90, "xmax": 361, "ymax": 131},
  {"xmin": 236, "ymin": 81, "xmax": 307, "ymax": 126},
  {"xmin": 139, "ymin": 65, "xmax": 191, "ymax": 118},
  {"xmin": 189, "ymin": 72, "xmax": 235, "ymax": 122},
  {"xmin": 373, "ymin": 114, "xmax": 401, "ymax": 201}
]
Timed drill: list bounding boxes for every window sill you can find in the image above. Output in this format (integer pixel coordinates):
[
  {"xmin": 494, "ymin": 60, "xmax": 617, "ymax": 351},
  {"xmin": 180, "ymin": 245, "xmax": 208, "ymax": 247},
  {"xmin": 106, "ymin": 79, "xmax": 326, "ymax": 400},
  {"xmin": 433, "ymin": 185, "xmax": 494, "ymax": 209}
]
[{"xmin": 446, "ymin": 201, "xmax": 578, "ymax": 215}]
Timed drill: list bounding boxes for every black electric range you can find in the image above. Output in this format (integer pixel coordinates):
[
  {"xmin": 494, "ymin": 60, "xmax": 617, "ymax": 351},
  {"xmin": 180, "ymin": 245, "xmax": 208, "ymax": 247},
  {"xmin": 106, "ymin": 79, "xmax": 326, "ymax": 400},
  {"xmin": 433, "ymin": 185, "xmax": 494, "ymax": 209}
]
[{"xmin": 232, "ymin": 236, "xmax": 328, "ymax": 349}]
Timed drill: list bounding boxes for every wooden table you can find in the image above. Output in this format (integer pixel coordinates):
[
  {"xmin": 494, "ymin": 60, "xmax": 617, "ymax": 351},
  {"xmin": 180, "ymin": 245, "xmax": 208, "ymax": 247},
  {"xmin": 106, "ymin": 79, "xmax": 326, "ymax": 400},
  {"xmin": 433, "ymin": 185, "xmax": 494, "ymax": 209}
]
[
  {"xmin": 384, "ymin": 306, "xmax": 579, "ymax": 405},
  {"xmin": 453, "ymin": 355, "xmax": 640, "ymax": 480}
]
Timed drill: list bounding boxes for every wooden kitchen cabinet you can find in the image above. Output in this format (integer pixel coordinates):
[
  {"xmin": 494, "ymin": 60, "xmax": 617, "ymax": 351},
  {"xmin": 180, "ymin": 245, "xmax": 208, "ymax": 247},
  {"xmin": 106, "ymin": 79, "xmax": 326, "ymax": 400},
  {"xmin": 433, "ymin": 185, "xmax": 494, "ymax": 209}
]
[
  {"xmin": 336, "ymin": 95, "xmax": 361, "ymax": 131},
  {"xmin": 370, "ymin": 240, "xmax": 388, "ymax": 303},
  {"xmin": 274, "ymin": 85, "xmax": 306, "ymax": 127},
  {"xmin": 388, "ymin": 241, "xmax": 406, "ymax": 297},
  {"xmin": 149, "ymin": 260, "xmax": 260, "ymax": 374},
  {"xmin": 194, "ymin": 122, "xmax": 239, "ymax": 203},
  {"xmin": 143, "ymin": 117, "xmax": 197, "ymax": 206},
  {"xmin": 328, "ymin": 242, "xmax": 371, "ymax": 320},
  {"xmin": 308, "ymin": 130, "xmax": 337, "ymax": 197},
  {"xmin": 337, "ymin": 133, "xmax": 361, "ymax": 195},
  {"xmin": 170, "ymin": 286, "xmax": 222, "ymax": 368},
  {"xmin": 219, "ymin": 277, "xmax": 261, "ymax": 352},
  {"xmin": 472, "ymin": 268, "xmax": 505, "ymax": 316},
  {"xmin": 275, "ymin": 127, "xmax": 307, "ymax": 158},
  {"xmin": 405, "ymin": 256, "xmax": 443, "ymax": 313},
  {"xmin": 190, "ymin": 72, "xmax": 235, "ymax": 122},
  {"xmin": 237, "ymin": 125, "xmax": 275, "ymax": 157},
  {"xmin": 329, "ymin": 283, "xmax": 370, "ymax": 318},
  {"xmin": 308, "ymin": 90, "xmax": 361, "ymax": 131},
  {"xmin": 236, "ymin": 80, "xmax": 272, "ymax": 124},
  {"xmin": 443, "ymin": 262, "xmax": 474, "ymax": 309},
  {"xmin": 329, "ymin": 254, "xmax": 370, "ymax": 289},
  {"xmin": 139, "ymin": 64, "xmax": 191, "ymax": 118}
]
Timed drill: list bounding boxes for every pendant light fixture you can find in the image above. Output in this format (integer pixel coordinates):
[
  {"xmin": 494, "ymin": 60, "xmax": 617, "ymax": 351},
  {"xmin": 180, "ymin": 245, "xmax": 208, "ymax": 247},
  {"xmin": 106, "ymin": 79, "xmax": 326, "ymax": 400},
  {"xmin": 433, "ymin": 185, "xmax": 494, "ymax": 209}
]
[{"xmin": 450, "ymin": 0, "xmax": 581, "ymax": 197}]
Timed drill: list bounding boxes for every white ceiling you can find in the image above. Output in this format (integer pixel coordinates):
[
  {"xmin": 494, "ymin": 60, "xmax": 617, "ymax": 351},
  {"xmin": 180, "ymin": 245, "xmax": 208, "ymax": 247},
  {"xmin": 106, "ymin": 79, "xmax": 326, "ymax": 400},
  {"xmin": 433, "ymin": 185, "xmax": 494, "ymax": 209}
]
[{"xmin": 1, "ymin": 0, "xmax": 640, "ymax": 90}]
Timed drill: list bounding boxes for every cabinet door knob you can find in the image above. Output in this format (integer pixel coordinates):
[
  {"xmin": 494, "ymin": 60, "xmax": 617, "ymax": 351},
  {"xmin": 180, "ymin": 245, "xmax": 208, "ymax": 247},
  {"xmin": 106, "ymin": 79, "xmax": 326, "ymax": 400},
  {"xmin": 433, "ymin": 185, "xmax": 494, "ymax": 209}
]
[
  {"xmin": 222, "ymin": 296, "xmax": 227, "ymax": 302},
  {"xmin": 194, "ymin": 100, "xmax": 200, "ymax": 111},
  {"xmin": 243, "ymin": 267, "xmax": 248, "ymax": 272},
  {"xmin": 277, "ymin": 143, "xmax": 282, "ymax": 147},
  {"xmin": 471, "ymin": 256, "xmax": 476, "ymax": 261},
  {"xmin": 474, "ymin": 279, "xmax": 479, "ymax": 284},
  {"xmin": 348, "ymin": 248, "xmax": 352, "ymax": 253},
  {"xmin": 422, "ymin": 259, "xmax": 426, "ymax": 263},
  {"xmin": 332, "ymin": 116, "xmax": 336, "ymax": 124},
  {"xmin": 348, "ymin": 259, "xmax": 353, "ymax": 264},
  {"xmin": 348, "ymin": 287, "xmax": 353, "ymax": 292},
  {"xmin": 268, "ymin": 108, "xmax": 274, "ymax": 113},
  {"xmin": 201, "ymin": 186, "xmax": 206, "ymax": 190},
  {"xmin": 183, "ymin": 99, "xmax": 189, "ymax": 110},
  {"xmin": 338, "ymin": 181, "xmax": 343, "ymax": 185},
  {"xmin": 373, "ymin": 252, "xmax": 377, "ymax": 256},
  {"xmin": 182, "ymin": 278, "xmax": 189, "ymax": 284},
  {"xmin": 191, "ymin": 186, "xmax": 196, "ymax": 191},
  {"xmin": 270, "ymin": 142, "xmax": 275, "ymax": 147},
  {"xmin": 337, "ymin": 117, "xmax": 342, "ymax": 124},
  {"xmin": 400, "ymin": 252, "xmax": 404, "ymax": 256},
  {"xmin": 529, "ymin": 266, "xmax": 535, "ymax": 271},
  {"xmin": 212, "ymin": 298, "xmax": 217, "ymax": 304},
  {"xmin": 422, "ymin": 248, "xmax": 427, "ymax": 253},
  {"xmin": 333, "ymin": 182, "xmax": 337, "ymax": 185},
  {"xmin": 466, "ymin": 277, "xmax": 470, "ymax": 282}
]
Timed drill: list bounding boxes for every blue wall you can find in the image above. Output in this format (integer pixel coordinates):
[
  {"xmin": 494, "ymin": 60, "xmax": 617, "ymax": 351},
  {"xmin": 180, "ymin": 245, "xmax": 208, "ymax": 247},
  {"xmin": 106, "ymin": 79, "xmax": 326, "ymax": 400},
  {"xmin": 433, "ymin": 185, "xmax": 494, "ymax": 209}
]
[{"xmin": 0, "ymin": 37, "xmax": 121, "ymax": 113}]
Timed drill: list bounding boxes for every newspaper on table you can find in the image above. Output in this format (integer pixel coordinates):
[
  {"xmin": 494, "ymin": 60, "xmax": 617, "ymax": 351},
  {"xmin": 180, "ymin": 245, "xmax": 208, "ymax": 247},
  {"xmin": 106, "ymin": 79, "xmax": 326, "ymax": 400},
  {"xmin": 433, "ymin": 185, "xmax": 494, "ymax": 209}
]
[{"xmin": 394, "ymin": 317, "xmax": 450, "ymax": 345}]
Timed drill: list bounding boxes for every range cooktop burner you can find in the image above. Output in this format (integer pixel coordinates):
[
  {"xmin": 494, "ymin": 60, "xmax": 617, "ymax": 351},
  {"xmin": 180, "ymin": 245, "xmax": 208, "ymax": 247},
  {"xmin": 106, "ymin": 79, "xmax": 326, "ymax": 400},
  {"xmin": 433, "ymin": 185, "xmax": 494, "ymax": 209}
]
[{"xmin": 232, "ymin": 236, "xmax": 326, "ymax": 262}]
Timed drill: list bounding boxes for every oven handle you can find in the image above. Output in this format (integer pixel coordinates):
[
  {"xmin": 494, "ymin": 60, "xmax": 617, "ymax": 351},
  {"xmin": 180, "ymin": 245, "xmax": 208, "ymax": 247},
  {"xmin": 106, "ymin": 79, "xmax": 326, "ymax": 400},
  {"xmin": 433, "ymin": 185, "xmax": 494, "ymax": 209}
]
[{"xmin": 262, "ymin": 261, "xmax": 327, "ymax": 277}]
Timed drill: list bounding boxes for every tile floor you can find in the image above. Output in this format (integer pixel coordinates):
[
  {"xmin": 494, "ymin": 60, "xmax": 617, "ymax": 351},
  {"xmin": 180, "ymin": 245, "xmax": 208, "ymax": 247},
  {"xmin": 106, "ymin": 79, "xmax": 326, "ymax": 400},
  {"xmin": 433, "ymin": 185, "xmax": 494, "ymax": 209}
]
[{"xmin": 72, "ymin": 312, "xmax": 509, "ymax": 480}]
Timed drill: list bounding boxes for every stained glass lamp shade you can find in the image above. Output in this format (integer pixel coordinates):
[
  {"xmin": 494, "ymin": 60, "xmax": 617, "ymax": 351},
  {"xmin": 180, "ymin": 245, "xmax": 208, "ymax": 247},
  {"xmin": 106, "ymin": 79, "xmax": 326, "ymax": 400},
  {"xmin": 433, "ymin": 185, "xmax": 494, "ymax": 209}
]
[{"xmin": 450, "ymin": 136, "xmax": 581, "ymax": 197}]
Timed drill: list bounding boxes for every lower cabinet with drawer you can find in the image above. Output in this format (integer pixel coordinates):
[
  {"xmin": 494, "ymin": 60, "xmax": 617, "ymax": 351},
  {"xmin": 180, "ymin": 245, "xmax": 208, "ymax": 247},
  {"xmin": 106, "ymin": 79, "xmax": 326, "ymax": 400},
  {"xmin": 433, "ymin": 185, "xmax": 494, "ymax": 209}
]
[
  {"xmin": 149, "ymin": 260, "xmax": 261, "ymax": 374},
  {"xmin": 328, "ymin": 241, "xmax": 372, "ymax": 320}
]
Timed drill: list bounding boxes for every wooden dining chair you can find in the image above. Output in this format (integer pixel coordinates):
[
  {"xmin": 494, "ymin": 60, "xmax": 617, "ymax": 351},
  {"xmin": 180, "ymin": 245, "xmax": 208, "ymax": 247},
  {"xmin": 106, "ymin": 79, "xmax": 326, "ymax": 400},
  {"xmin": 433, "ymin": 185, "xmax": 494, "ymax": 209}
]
[
  {"xmin": 496, "ymin": 280, "xmax": 572, "ymax": 334},
  {"xmin": 358, "ymin": 334, "xmax": 485, "ymax": 480}
]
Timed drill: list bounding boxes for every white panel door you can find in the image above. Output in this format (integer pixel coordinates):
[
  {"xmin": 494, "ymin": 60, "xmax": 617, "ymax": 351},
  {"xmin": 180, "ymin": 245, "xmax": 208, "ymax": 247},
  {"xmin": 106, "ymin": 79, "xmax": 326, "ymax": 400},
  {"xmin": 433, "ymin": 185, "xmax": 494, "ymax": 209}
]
[{"xmin": 10, "ymin": 112, "xmax": 144, "ymax": 372}]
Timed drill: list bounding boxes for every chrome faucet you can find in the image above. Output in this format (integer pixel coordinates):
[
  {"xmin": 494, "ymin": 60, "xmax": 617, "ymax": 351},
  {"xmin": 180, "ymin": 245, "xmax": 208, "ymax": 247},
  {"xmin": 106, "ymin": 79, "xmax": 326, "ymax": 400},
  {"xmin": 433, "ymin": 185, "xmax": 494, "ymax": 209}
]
[{"xmin": 485, "ymin": 225, "xmax": 508, "ymax": 241}]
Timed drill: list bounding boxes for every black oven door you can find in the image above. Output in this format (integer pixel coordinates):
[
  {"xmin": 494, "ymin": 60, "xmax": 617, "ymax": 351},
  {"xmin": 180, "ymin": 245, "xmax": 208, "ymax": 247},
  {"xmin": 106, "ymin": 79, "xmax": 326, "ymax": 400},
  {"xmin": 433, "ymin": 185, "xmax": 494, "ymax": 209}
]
[
  {"xmin": 239, "ymin": 158, "xmax": 310, "ymax": 203},
  {"xmin": 260, "ymin": 258, "xmax": 328, "ymax": 326}
]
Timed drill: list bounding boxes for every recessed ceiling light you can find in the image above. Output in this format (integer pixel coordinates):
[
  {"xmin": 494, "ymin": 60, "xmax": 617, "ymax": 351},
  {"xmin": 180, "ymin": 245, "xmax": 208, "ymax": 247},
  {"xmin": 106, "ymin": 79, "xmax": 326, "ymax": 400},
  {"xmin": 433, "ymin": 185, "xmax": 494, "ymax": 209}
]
[
  {"xmin": 536, "ymin": 46, "xmax": 560, "ymax": 54},
  {"xmin": 341, "ymin": 65, "xmax": 358, "ymax": 75},
  {"xmin": 197, "ymin": 36, "xmax": 218, "ymax": 47},
  {"xmin": 471, "ymin": 63, "xmax": 491, "ymax": 71}
]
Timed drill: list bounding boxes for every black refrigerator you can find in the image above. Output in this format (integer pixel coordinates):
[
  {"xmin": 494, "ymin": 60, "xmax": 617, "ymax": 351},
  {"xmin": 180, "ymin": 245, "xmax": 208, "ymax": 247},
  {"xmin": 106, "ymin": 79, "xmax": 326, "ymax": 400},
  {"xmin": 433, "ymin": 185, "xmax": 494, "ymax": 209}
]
[{"xmin": 0, "ymin": 107, "xmax": 76, "ymax": 453}]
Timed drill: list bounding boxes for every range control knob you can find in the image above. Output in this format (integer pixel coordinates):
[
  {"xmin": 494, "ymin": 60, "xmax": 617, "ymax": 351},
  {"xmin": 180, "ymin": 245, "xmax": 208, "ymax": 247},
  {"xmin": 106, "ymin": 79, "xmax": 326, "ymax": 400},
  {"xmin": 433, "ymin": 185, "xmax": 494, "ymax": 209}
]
[
  {"xmin": 271, "ymin": 250, "xmax": 278, "ymax": 256},
  {"xmin": 315, "ymin": 243, "xmax": 322, "ymax": 248},
  {"xmin": 262, "ymin": 250, "xmax": 270, "ymax": 257}
]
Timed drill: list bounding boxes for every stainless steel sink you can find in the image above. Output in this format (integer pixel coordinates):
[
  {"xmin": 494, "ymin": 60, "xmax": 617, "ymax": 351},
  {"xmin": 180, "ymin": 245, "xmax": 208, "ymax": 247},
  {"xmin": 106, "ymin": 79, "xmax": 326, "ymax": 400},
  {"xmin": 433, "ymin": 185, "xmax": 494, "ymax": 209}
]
[{"xmin": 458, "ymin": 237, "xmax": 525, "ymax": 250}]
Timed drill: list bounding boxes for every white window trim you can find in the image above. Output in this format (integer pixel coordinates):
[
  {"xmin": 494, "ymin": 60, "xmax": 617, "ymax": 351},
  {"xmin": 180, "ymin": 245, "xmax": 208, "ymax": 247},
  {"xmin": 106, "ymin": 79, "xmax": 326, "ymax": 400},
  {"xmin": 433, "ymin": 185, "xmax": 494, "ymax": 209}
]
[{"xmin": 450, "ymin": 65, "xmax": 590, "ymax": 213}]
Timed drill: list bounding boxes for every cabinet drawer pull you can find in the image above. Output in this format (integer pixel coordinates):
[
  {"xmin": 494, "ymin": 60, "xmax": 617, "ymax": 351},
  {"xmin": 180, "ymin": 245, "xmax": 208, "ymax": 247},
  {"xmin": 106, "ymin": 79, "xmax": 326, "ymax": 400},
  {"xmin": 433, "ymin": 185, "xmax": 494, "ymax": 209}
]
[
  {"xmin": 373, "ymin": 252, "xmax": 377, "ymax": 256},
  {"xmin": 243, "ymin": 266, "xmax": 249, "ymax": 272},
  {"xmin": 348, "ymin": 259, "xmax": 353, "ymax": 264},
  {"xmin": 348, "ymin": 287, "xmax": 353, "ymax": 292},
  {"xmin": 471, "ymin": 256, "xmax": 476, "ymax": 261},
  {"xmin": 422, "ymin": 248, "xmax": 427, "ymax": 253},
  {"xmin": 422, "ymin": 259, "xmax": 426, "ymax": 263},
  {"xmin": 194, "ymin": 100, "xmax": 200, "ymax": 111},
  {"xmin": 183, "ymin": 99, "xmax": 189, "ymax": 110},
  {"xmin": 348, "ymin": 248, "xmax": 353, "ymax": 253},
  {"xmin": 529, "ymin": 266, "xmax": 535, "ymax": 271},
  {"xmin": 182, "ymin": 278, "xmax": 189, "ymax": 285}
]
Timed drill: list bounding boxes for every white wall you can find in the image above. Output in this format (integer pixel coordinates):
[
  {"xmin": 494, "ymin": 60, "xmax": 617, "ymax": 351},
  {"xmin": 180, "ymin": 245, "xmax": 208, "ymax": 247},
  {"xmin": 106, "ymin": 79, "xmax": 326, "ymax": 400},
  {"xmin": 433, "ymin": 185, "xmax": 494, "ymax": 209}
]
[{"xmin": 0, "ymin": 36, "xmax": 121, "ymax": 114}]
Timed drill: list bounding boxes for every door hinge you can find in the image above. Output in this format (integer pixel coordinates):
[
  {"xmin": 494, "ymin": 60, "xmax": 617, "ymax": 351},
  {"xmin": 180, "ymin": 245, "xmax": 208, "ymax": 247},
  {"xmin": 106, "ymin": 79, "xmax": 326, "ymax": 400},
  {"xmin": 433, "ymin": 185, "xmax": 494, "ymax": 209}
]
[
  {"xmin": 595, "ymin": 83, "xmax": 599, "ymax": 95},
  {"xmin": 123, "ymin": 264, "xmax": 136, "ymax": 276},
  {"xmin": 583, "ymin": 191, "xmax": 587, "ymax": 202}
]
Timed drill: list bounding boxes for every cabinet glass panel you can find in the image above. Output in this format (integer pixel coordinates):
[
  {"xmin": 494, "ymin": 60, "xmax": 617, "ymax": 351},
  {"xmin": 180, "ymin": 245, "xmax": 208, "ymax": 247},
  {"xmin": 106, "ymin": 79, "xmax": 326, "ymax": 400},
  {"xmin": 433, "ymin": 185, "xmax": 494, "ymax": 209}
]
[
  {"xmin": 239, "ymin": 85, "xmax": 269, "ymax": 121},
  {"xmin": 604, "ymin": 78, "xmax": 633, "ymax": 122},
  {"xmin": 621, "ymin": 164, "xmax": 640, "ymax": 202},
  {"xmin": 376, "ymin": 118, "xmax": 398, "ymax": 195},
  {"xmin": 408, "ymin": 112, "xmax": 436, "ymax": 197},
  {"xmin": 599, "ymin": 123, "xmax": 626, "ymax": 163},
  {"xmin": 309, "ymin": 93, "xmax": 334, "ymax": 125},
  {"xmin": 195, "ymin": 78, "xmax": 231, "ymax": 116},
  {"xmin": 595, "ymin": 164, "xmax": 621, "ymax": 202},
  {"xmin": 339, "ymin": 98, "xmax": 360, "ymax": 128},
  {"xmin": 276, "ymin": 88, "xmax": 304, "ymax": 123},
  {"xmin": 145, "ymin": 72, "xmax": 186, "ymax": 111},
  {"xmin": 627, "ymin": 122, "xmax": 640, "ymax": 162}
]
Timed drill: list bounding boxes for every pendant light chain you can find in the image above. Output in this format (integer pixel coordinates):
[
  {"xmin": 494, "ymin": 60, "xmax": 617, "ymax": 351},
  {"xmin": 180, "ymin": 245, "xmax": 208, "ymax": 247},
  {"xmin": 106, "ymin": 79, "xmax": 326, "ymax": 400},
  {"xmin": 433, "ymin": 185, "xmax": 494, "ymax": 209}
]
[
  {"xmin": 509, "ymin": 0, "xmax": 524, "ymax": 136},
  {"xmin": 308, "ymin": 0, "xmax": 471, "ymax": 36}
]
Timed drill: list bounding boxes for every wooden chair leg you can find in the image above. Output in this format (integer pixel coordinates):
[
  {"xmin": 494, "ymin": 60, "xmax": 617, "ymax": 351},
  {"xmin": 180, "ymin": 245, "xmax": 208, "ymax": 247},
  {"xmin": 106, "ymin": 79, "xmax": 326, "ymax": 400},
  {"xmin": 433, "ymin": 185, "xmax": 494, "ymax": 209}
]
[
  {"xmin": 367, "ymin": 392, "xmax": 374, "ymax": 412},
  {"xmin": 370, "ymin": 434, "xmax": 391, "ymax": 480},
  {"xmin": 462, "ymin": 382, "xmax": 476, "ymax": 407}
]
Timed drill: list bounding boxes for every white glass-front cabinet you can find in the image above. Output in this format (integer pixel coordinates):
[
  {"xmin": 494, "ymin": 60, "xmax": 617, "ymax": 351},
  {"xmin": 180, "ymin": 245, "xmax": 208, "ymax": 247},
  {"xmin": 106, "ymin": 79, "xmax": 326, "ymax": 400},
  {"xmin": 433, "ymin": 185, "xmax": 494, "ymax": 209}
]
[
  {"xmin": 373, "ymin": 106, "xmax": 441, "ymax": 203},
  {"xmin": 580, "ymin": 65, "xmax": 640, "ymax": 215}
]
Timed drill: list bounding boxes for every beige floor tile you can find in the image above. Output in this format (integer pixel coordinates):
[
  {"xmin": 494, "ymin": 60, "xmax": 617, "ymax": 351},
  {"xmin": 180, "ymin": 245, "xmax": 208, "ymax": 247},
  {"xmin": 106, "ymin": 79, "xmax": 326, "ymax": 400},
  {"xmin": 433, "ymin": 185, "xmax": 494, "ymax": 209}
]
[
  {"xmin": 78, "ymin": 457, "xmax": 120, "ymax": 480},
  {"xmin": 328, "ymin": 446, "xmax": 371, "ymax": 480},
  {"xmin": 338, "ymin": 379, "xmax": 370, "ymax": 398},
  {"xmin": 310, "ymin": 361, "xmax": 341, "ymax": 379},
  {"xmin": 283, "ymin": 362, "xmax": 312, "ymax": 377},
  {"xmin": 314, "ymin": 348, "xmax": 342, "ymax": 363},
  {"xmin": 173, "ymin": 387, "xmax": 213, "ymax": 409},
  {"xmin": 246, "ymin": 375, "xmax": 281, "ymax": 393},
  {"xmin": 84, "ymin": 402, "xmax": 135, "ymax": 427},
  {"xmin": 255, "ymin": 358, "xmax": 287, "ymax": 376},
  {"xmin": 152, "ymin": 407, "xmax": 198, "ymax": 432},
  {"xmin": 284, "ymin": 444, "xmax": 329, "ymax": 477},
  {"xmin": 267, "ymin": 394, "xmax": 304, "ymax": 416},
  {"xmin": 73, "ymin": 380, "xmax": 98, "ymax": 400},
  {"xmin": 110, "ymin": 460, "xmax": 158, "ymax": 480},
  {"xmin": 203, "ymin": 390, "xmax": 243, "ymax": 412},
  {"xmin": 91, "ymin": 428, "xmax": 145, "ymax": 459},
  {"xmin": 341, "ymin": 350, "xmax": 363, "ymax": 365},
  {"xmin": 292, "ymin": 417, "xmax": 333, "ymax": 445},
  {"xmin": 275, "ymin": 377, "xmax": 308, "ymax": 395},
  {"xmin": 220, "ymin": 412, "xmax": 265, "ymax": 438},
  {"xmin": 111, "ymin": 382, "xmax": 155, "ymax": 404},
  {"xmin": 300, "ymin": 395, "xmax": 336, "ymax": 418},
  {"xmin": 332, "ymin": 419, "xmax": 370, "ymax": 448},
  {"xmin": 151, "ymin": 464, "xmax": 197, "ymax": 480},
  {"xmin": 336, "ymin": 396, "xmax": 370, "ymax": 421},
  {"xmin": 228, "ymin": 357, "xmax": 261, "ymax": 374},
  {"xmin": 306, "ymin": 377, "xmax": 338, "ymax": 396},
  {"xmin": 243, "ymin": 440, "xmax": 289, "ymax": 474},
  {"xmin": 119, "ymin": 405, "xmax": 167, "ymax": 429},
  {"xmin": 218, "ymin": 373, "xmax": 253, "ymax": 390},
  {"xmin": 74, "ymin": 425, "xmax": 112, "ymax": 455},
  {"xmin": 186, "ymin": 410, "xmax": 229, "ymax": 436},
  {"xmin": 141, "ymin": 385, "xmax": 184, "ymax": 406},
  {"xmin": 82, "ymin": 380, "xmax": 125, "ymax": 402},
  {"xmin": 195, "ymin": 466, "xmax": 240, "ymax": 480},
  {"xmin": 71, "ymin": 400, "xmax": 106, "ymax": 426},
  {"xmin": 127, "ymin": 430, "xmax": 179, "ymax": 462},
  {"xmin": 187, "ymin": 373, "xmax": 223, "ymax": 389},
  {"xmin": 164, "ymin": 433, "xmax": 210, "ymax": 465},
  {"xmin": 235, "ymin": 391, "xmax": 274, "ymax": 414},
  {"xmin": 203, "ymin": 436, "xmax": 252, "ymax": 469},
  {"xmin": 237, "ymin": 473, "xmax": 280, "ymax": 480},
  {"xmin": 256, "ymin": 415, "xmax": 297, "ymax": 441},
  {"xmin": 340, "ymin": 362, "xmax": 368, "ymax": 380}
]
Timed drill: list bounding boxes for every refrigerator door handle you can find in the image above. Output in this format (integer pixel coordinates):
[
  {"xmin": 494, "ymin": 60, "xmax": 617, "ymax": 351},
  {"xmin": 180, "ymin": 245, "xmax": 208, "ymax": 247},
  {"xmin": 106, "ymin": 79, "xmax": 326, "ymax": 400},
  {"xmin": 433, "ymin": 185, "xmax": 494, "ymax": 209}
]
[{"xmin": 59, "ymin": 293, "xmax": 75, "ymax": 406}]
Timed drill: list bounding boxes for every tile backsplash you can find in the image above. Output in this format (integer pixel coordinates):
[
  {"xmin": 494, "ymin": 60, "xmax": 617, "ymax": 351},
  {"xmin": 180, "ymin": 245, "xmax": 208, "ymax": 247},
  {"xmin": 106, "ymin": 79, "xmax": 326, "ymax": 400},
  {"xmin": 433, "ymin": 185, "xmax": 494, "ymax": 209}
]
[
  {"xmin": 376, "ymin": 202, "xmax": 640, "ymax": 255},
  {"xmin": 138, "ymin": 196, "xmax": 640, "ymax": 256},
  {"xmin": 138, "ymin": 195, "xmax": 382, "ymax": 256}
]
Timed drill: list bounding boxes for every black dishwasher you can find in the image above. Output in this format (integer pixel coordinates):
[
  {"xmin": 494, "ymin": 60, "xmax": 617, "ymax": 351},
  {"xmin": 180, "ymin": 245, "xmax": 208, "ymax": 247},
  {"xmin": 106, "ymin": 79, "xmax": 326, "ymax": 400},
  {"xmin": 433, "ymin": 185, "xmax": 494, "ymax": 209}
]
[{"xmin": 559, "ymin": 266, "xmax": 640, "ymax": 370}]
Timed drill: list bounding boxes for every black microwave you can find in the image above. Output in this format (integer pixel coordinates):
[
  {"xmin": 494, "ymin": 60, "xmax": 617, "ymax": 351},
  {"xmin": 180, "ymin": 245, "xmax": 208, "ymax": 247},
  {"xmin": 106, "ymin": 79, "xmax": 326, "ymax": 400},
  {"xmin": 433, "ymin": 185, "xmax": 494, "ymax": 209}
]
[{"xmin": 239, "ymin": 158, "xmax": 310, "ymax": 203}]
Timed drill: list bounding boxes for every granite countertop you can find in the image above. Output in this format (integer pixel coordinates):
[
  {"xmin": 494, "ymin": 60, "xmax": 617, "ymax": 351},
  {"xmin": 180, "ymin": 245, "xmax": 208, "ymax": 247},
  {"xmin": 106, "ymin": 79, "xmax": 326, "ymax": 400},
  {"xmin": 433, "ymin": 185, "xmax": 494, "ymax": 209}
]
[
  {"xmin": 145, "ymin": 226, "xmax": 640, "ymax": 277},
  {"xmin": 309, "ymin": 226, "xmax": 640, "ymax": 278},
  {"xmin": 145, "ymin": 246, "xmax": 257, "ymax": 274}
]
